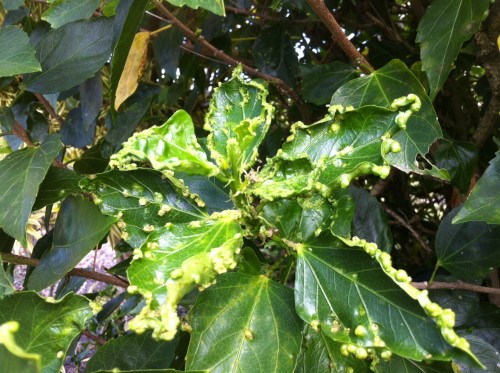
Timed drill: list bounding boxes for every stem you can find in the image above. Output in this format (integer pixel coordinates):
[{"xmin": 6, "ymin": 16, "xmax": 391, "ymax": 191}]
[
  {"xmin": 412, "ymin": 280, "xmax": 500, "ymax": 295},
  {"xmin": 305, "ymin": 0, "xmax": 374, "ymax": 74},
  {"xmin": 1, "ymin": 253, "xmax": 129, "ymax": 288},
  {"xmin": 82, "ymin": 330, "xmax": 106, "ymax": 345},
  {"xmin": 149, "ymin": 23, "xmax": 172, "ymax": 36},
  {"xmin": 428, "ymin": 262, "xmax": 440, "ymax": 284},
  {"xmin": 12, "ymin": 122, "xmax": 34, "ymax": 146},
  {"xmin": 34, "ymin": 93, "xmax": 64, "ymax": 126}
]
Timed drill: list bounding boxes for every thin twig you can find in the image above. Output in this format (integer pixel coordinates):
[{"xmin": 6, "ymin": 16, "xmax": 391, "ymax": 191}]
[
  {"xmin": 34, "ymin": 93, "xmax": 64, "ymax": 126},
  {"xmin": 383, "ymin": 206, "xmax": 433, "ymax": 255},
  {"xmin": 305, "ymin": 0, "xmax": 374, "ymax": 74},
  {"xmin": 12, "ymin": 122, "xmax": 34, "ymax": 146},
  {"xmin": 1, "ymin": 253, "xmax": 129, "ymax": 288},
  {"xmin": 412, "ymin": 281, "xmax": 500, "ymax": 295},
  {"xmin": 82, "ymin": 330, "xmax": 107, "ymax": 345},
  {"xmin": 151, "ymin": 0, "xmax": 310, "ymax": 122}
]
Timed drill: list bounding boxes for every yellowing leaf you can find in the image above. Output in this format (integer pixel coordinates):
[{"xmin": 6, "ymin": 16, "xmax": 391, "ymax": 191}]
[{"xmin": 114, "ymin": 31, "xmax": 150, "ymax": 111}]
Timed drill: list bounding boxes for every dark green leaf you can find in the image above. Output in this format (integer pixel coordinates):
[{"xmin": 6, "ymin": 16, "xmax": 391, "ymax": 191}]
[
  {"xmin": 374, "ymin": 355, "xmax": 454, "ymax": 373},
  {"xmin": 55, "ymin": 275, "xmax": 87, "ymax": 300},
  {"xmin": 435, "ymin": 207, "xmax": 500, "ymax": 280},
  {"xmin": 253, "ymin": 23, "xmax": 299, "ymax": 87},
  {"xmin": 93, "ymin": 370, "xmax": 204, "ymax": 373},
  {"xmin": 41, "ymin": 0, "xmax": 101, "ymax": 28},
  {"xmin": 331, "ymin": 59, "xmax": 446, "ymax": 178},
  {"xmin": 416, "ymin": 0, "xmax": 489, "ymax": 99},
  {"xmin": 27, "ymin": 195, "xmax": 116, "ymax": 290},
  {"xmin": 186, "ymin": 272, "xmax": 302, "ymax": 373},
  {"xmin": 0, "ymin": 26, "xmax": 41, "ymax": 77},
  {"xmin": 2, "ymin": 0, "xmax": 25, "ymax": 10},
  {"xmin": 73, "ymin": 143, "xmax": 109, "ymax": 174},
  {"xmin": 0, "ymin": 292, "xmax": 92, "ymax": 373},
  {"xmin": 453, "ymin": 151, "xmax": 500, "ymax": 224},
  {"xmin": 23, "ymin": 230, "xmax": 54, "ymax": 288},
  {"xmin": 24, "ymin": 18, "xmax": 114, "ymax": 93},
  {"xmin": 80, "ymin": 72, "xmax": 103, "ymax": 129},
  {"xmin": 80, "ymin": 169, "xmax": 206, "ymax": 249},
  {"xmin": 167, "ymin": 0, "xmax": 225, "ymax": 16},
  {"xmin": 429, "ymin": 284, "xmax": 480, "ymax": 328},
  {"xmin": 152, "ymin": 23, "xmax": 184, "ymax": 79},
  {"xmin": 33, "ymin": 167, "xmax": 83, "ymax": 211},
  {"xmin": 300, "ymin": 62, "xmax": 357, "ymax": 106},
  {"xmin": 0, "ymin": 321, "xmax": 41, "ymax": 373},
  {"xmin": 0, "ymin": 257, "xmax": 14, "ymax": 299},
  {"xmin": 60, "ymin": 108, "xmax": 96, "ymax": 147},
  {"xmin": 0, "ymin": 107, "xmax": 15, "ymax": 131},
  {"xmin": 435, "ymin": 140, "xmax": 478, "ymax": 194},
  {"xmin": 456, "ymin": 334, "xmax": 500, "ymax": 373},
  {"xmin": 0, "ymin": 134, "xmax": 61, "ymax": 245},
  {"xmin": 84, "ymin": 332, "xmax": 179, "ymax": 372}
]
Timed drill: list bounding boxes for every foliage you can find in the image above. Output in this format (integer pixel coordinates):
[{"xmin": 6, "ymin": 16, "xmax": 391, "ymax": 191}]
[{"xmin": 0, "ymin": 0, "xmax": 499, "ymax": 372}]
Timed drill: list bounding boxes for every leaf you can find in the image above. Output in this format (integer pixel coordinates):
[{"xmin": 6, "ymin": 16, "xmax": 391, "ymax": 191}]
[
  {"xmin": 41, "ymin": 0, "xmax": 101, "ymax": 28},
  {"xmin": 0, "ymin": 134, "xmax": 61, "ymax": 245},
  {"xmin": 152, "ymin": 23, "xmax": 184, "ymax": 79},
  {"xmin": 73, "ymin": 143, "xmax": 109, "ymax": 174},
  {"xmin": 416, "ymin": 0, "xmax": 489, "ymax": 99},
  {"xmin": 435, "ymin": 207, "xmax": 500, "ymax": 281},
  {"xmin": 0, "ymin": 292, "xmax": 92, "ymax": 373},
  {"xmin": 295, "ymin": 325, "xmax": 371, "ymax": 373},
  {"xmin": 126, "ymin": 210, "xmax": 243, "ymax": 340},
  {"xmin": 252, "ymin": 23, "xmax": 299, "ymax": 87},
  {"xmin": 80, "ymin": 72, "xmax": 103, "ymax": 129},
  {"xmin": 33, "ymin": 167, "xmax": 84, "ymax": 211},
  {"xmin": 24, "ymin": 18, "xmax": 114, "ymax": 94},
  {"xmin": 300, "ymin": 62, "xmax": 357, "ymax": 106},
  {"xmin": 60, "ymin": 108, "xmax": 96, "ymax": 147},
  {"xmin": 115, "ymin": 32, "xmax": 150, "ymax": 111},
  {"xmin": 456, "ymin": 334, "xmax": 500, "ymax": 373},
  {"xmin": 374, "ymin": 355, "xmax": 454, "ymax": 373},
  {"xmin": 0, "ymin": 26, "xmax": 41, "ymax": 78},
  {"xmin": 453, "ymin": 151, "xmax": 500, "ymax": 224},
  {"xmin": 109, "ymin": 110, "xmax": 219, "ymax": 177},
  {"xmin": 84, "ymin": 332, "xmax": 179, "ymax": 373},
  {"xmin": 92, "ymin": 370, "xmax": 204, "ymax": 373},
  {"xmin": 349, "ymin": 186, "xmax": 393, "ymax": 253},
  {"xmin": 205, "ymin": 66, "xmax": 274, "ymax": 177},
  {"xmin": 3, "ymin": 0, "xmax": 25, "ymax": 10},
  {"xmin": 27, "ymin": 195, "xmax": 116, "ymax": 291},
  {"xmin": 186, "ymin": 272, "xmax": 302, "ymax": 373},
  {"xmin": 0, "ymin": 322, "xmax": 41, "ymax": 373},
  {"xmin": 295, "ymin": 233, "xmax": 465, "ymax": 361},
  {"xmin": 80, "ymin": 169, "xmax": 206, "ymax": 249},
  {"xmin": 166, "ymin": 0, "xmax": 225, "ymax": 16},
  {"xmin": 0, "ymin": 257, "xmax": 15, "ymax": 299},
  {"xmin": 331, "ymin": 59, "xmax": 447, "ymax": 178},
  {"xmin": 435, "ymin": 140, "xmax": 478, "ymax": 194}
]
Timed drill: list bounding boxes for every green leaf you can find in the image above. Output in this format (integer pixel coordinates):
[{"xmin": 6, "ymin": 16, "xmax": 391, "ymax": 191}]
[
  {"xmin": 331, "ymin": 59, "xmax": 447, "ymax": 178},
  {"xmin": 126, "ymin": 210, "xmax": 243, "ymax": 341},
  {"xmin": 456, "ymin": 334, "xmax": 500, "ymax": 373},
  {"xmin": 453, "ymin": 151, "xmax": 500, "ymax": 224},
  {"xmin": 0, "ymin": 292, "xmax": 92, "ymax": 373},
  {"xmin": 416, "ymin": 0, "xmax": 489, "ymax": 99},
  {"xmin": 27, "ymin": 195, "xmax": 117, "ymax": 291},
  {"xmin": 92, "ymin": 370, "xmax": 205, "ymax": 373},
  {"xmin": 205, "ymin": 66, "xmax": 274, "ymax": 177},
  {"xmin": 295, "ymin": 233, "xmax": 464, "ymax": 362},
  {"xmin": 80, "ymin": 169, "xmax": 206, "ymax": 249},
  {"xmin": 0, "ymin": 26, "xmax": 41, "ymax": 78},
  {"xmin": 435, "ymin": 207, "xmax": 500, "ymax": 281},
  {"xmin": 73, "ymin": 143, "xmax": 109, "ymax": 174},
  {"xmin": 186, "ymin": 272, "xmax": 302, "ymax": 373},
  {"xmin": 24, "ymin": 18, "xmax": 114, "ymax": 93},
  {"xmin": 3, "ymin": 0, "xmax": 25, "ymax": 10},
  {"xmin": 0, "ymin": 257, "xmax": 15, "ymax": 299},
  {"xmin": 84, "ymin": 332, "xmax": 179, "ymax": 372},
  {"xmin": 41, "ymin": 0, "xmax": 101, "ymax": 28},
  {"xmin": 109, "ymin": 110, "xmax": 219, "ymax": 177},
  {"xmin": 0, "ymin": 322, "xmax": 42, "ymax": 373},
  {"xmin": 33, "ymin": 167, "xmax": 84, "ymax": 211},
  {"xmin": 167, "ymin": 0, "xmax": 225, "ymax": 16},
  {"xmin": 300, "ymin": 62, "xmax": 357, "ymax": 106},
  {"xmin": 295, "ymin": 325, "xmax": 371, "ymax": 373},
  {"xmin": 435, "ymin": 140, "xmax": 478, "ymax": 194},
  {"xmin": 374, "ymin": 355, "xmax": 454, "ymax": 372},
  {"xmin": 0, "ymin": 134, "xmax": 61, "ymax": 245}
]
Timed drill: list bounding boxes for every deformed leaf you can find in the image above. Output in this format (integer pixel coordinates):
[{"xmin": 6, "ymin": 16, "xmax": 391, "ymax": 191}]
[
  {"xmin": 24, "ymin": 18, "xmax": 114, "ymax": 93},
  {"xmin": 109, "ymin": 110, "xmax": 219, "ymax": 177},
  {"xmin": 0, "ymin": 292, "xmax": 92, "ymax": 373},
  {"xmin": 416, "ymin": 0, "xmax": 489, "ymax": 99},
  {"xmin": 186, "ymin": 272, "xmax": 302, "ymax": 373},
  {"xmin": 0, "ymin": 134, "xmax": 61, "ymax": 245},
  {"xmin": 0, "ymin": 321, "xmax": 41, "ymax": 373},
  {"xmin": 115, "ymin": 32, "xmax": 150, "ymax": 111},
  {"xmin": 456, "ymin": 334, "xmax": 500, "ymax": 373},
  {"xmin": 453, "ymin": 151, "xmax": 500, "ymax": 224},
  {"xmin": 42, "ymin": 0, "xmax": 101, "ymax": 28},
  {"xmin": 167, "ymin": 0, "xmax": 225, "ymax": 16},
  {"xmin": 0, "ymin": 26, "xmax": 41, "ymax": 77},
  {"xmin": 27, "ymin": 195, "xmax": 116, "ymax": 291},
  {"xmin": 374, "ymin": 355, "xmax": 454, "ymax": 373},
  {"xmin": 435, "ymin": 207, "xmax": 500, "ymax": 281}
]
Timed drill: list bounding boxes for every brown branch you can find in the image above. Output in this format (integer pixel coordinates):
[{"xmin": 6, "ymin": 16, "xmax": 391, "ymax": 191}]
[
  {"xmin": 305, "ymin": 0, "xmax": 374, "ymax": 74},
  {"xmin": 412, "ymin": 280, "xmax": 500, "ymax": 295},
  {"xmin": 82, "ymin": 330, "xmax": 106, "ymax": 345},
  {"xmin": 34, "ymin": 93, "xmax": 64, "ymax": 126},
  {"xmin": 12, "ymin": 122, "xmax": 34, "ymax": 146},
  {"xmin": 151, "ymin": 0, "xmax": 310, "ymax": 122},
  {"xmin": 1, "ymin": 253, "xmax": 129, "ymax": 288},
  {"xmin": 383, "ymin": 206, "xmax": 433, "ymax": 255}
]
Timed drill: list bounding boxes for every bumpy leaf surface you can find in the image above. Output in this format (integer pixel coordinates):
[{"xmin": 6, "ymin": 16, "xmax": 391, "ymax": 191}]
[
  {"xmin": 33, "ymin": 167, "xmax": 83, "ymax": 211},
  {"xmin": 331, "ymin": 59, "xmax": 447, "ymax": 178},
  {"xmin": 453, "ymin": 151, "xmax": 500, "ymax": 224},
  {"xmin": 0, "ymin": 292, "xmax": 92, "ymax": 373},
  {"xmin": 41, "ymin": 0, "xmax": 100, "ymax": 28},
  {"xmin": 416, "ymin": 0, "xmax": 489, "ymax": 99},
  {"xmin": 0, "ymin": 134, "xmax": 61, "ymax": 245},
  {"xmin": 374, "ymin": 355, "xmax": 454, "ymax": 372},
  {"xmin": 0, "ymin": 26, "xmax": 41, "ymax": 77},
  {"xmin": 0, "ymin": 322, "xmax": 41, "ymax": 373},
  {"xmin": 186, "ymin": 273, "xmax": 302, "ymax": 373},
  {"xmin": 167, "ymin": 0, "xmax": 225, "ymax": 16}
]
